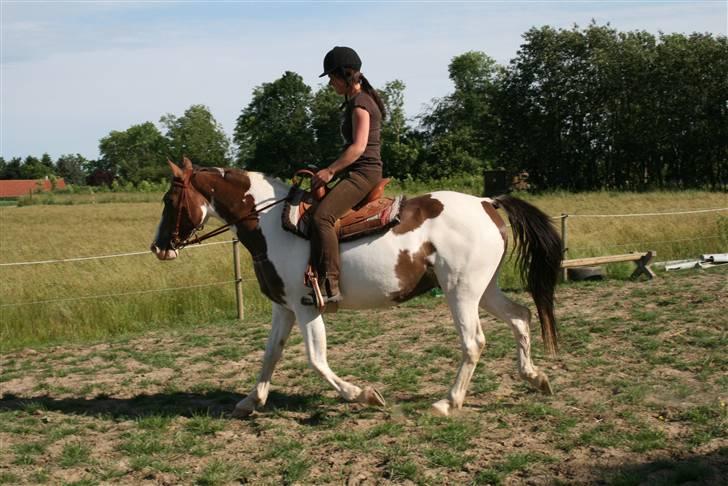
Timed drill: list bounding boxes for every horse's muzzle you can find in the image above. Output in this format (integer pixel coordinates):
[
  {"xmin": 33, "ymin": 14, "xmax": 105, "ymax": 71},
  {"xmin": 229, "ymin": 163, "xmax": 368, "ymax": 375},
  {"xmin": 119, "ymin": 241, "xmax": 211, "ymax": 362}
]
[{"xmin": 150, "ymin": 244, "xmax": 178, "ymax": 261}]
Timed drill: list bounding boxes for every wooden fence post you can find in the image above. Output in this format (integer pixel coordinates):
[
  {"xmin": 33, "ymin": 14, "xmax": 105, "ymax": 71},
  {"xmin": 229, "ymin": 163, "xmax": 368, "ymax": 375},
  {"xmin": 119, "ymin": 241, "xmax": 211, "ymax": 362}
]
[
  {"xmin": 561, "ymin": 213, "xmax": 569, "ymax": 282},
  {"xmin": 232, "ymin": 238, "xmax": 244, "ymax": 320}
]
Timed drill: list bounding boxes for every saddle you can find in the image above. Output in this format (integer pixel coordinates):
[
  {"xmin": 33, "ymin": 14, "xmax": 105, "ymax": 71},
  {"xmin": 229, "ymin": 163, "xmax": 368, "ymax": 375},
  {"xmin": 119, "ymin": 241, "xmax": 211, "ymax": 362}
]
[{"xmin": 282, "ymin": 175, "xmax": 404, "ymax": 242}]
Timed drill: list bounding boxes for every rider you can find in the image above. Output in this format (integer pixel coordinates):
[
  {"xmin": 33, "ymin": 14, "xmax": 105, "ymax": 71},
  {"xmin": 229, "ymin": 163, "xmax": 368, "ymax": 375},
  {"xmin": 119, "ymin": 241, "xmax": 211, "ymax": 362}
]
[{"xmin": 307, "ymin": 46, "xmax": 386, "ymax": 305}]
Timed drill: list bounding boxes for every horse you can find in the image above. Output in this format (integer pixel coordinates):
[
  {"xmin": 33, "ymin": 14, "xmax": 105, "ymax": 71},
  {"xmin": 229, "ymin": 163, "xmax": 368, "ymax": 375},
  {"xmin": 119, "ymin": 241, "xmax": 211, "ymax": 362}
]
[{"xmin": 151, "ymin": 158, "xmax": 562, "ymax": 417}]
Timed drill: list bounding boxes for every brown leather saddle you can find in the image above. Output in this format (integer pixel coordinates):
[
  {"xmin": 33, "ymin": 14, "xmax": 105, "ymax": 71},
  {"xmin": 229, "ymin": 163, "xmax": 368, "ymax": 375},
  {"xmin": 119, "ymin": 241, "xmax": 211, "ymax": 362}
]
[{"xmin": 282, "ymin": 170, "xmax": 404, "ymax": 242}]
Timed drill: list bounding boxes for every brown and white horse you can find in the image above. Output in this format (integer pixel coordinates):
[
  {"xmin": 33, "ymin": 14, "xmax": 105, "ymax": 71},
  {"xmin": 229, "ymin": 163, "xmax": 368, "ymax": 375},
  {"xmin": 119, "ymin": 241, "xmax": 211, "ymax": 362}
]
[{"xmin": 151, "ymin": 158, "xmax": 562, "ymax": 417}]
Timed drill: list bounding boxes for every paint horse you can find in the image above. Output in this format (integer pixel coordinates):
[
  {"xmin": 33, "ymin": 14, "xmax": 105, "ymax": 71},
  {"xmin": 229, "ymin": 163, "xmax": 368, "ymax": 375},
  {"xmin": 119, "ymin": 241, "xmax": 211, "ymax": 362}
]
[{"xmin": 151, "ymin": 158, "xmax": 562, "ymax": 417}]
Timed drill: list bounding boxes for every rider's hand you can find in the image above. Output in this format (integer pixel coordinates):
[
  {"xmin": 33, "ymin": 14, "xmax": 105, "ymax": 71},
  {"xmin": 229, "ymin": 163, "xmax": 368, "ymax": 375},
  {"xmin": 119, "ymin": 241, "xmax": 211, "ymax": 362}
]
[{"xmin": 312, "ymin": 168, "xmax": 334, "ymax": 189}]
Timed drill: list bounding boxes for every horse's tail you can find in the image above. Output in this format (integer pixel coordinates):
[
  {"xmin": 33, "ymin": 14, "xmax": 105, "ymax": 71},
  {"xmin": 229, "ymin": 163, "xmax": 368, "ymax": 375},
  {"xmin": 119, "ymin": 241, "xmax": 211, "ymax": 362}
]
[{"xmin": 494, "ymin": 195, "xmax": 562, "ymax": 356}]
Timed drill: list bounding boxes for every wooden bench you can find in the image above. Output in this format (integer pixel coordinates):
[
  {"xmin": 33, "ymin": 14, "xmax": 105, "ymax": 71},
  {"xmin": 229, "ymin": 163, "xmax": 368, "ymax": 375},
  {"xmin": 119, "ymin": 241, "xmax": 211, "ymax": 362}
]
[{"xmin": 561, "ymin": 251, "xmax": 656, "ymax": 280}]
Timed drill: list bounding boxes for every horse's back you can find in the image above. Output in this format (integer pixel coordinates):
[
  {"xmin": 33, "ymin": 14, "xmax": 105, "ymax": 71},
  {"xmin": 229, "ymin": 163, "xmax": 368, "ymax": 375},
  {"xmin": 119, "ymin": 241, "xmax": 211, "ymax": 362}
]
[{"xmin": 337, "ymin": 190, "xmax": 506, "ymax": 307}]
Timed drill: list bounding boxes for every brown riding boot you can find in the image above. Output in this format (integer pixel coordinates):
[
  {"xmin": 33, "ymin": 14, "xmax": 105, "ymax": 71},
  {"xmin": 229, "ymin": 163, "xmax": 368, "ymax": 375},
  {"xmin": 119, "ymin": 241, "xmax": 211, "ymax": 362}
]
[
  {"xmin": 322, "ymin": 275, "xmax": 343, "ymax": 303},
  {"xmin": 301, "ymin": 273, "xmax": 343, "ymax": 307}
]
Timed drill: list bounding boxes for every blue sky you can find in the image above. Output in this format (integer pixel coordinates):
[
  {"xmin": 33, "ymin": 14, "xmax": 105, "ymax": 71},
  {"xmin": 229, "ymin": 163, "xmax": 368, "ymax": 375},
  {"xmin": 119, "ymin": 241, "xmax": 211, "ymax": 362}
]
[{"xmin": 2, "ymin": 1, "xmax": 726, "ymax": 161}]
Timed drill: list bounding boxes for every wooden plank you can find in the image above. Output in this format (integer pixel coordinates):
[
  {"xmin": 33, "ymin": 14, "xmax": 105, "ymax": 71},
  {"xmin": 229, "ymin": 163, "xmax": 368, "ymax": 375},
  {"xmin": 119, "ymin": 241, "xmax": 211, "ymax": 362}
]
[{"xmin": 561, "ymin": 252, "xmax": 651, "ymax": 268}]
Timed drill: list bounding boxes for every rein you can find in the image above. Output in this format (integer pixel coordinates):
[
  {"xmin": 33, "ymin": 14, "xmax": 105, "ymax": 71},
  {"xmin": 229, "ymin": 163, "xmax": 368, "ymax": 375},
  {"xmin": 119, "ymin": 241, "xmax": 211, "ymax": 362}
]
[{"xmin": 171, "ymin": 173, "xmax": 289, "ymax": 250}]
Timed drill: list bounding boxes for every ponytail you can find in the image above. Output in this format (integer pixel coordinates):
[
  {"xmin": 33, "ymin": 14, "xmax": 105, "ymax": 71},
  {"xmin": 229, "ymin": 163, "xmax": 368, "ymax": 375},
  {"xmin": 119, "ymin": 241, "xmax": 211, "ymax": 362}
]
[
  {"xmin": 359, "ymin": 74, "xmax": 386, "ymax": 118},
  {"xmin": 337, "ymin": 68, "xmax": 386, "ymax": 118}
]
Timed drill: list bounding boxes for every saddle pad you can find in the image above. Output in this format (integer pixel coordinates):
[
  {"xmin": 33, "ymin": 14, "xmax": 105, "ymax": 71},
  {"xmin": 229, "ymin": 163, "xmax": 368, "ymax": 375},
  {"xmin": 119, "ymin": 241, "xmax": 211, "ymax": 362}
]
[{"xmin": 282, "ymin": 186, "xmax": 404, "ymax": 242}]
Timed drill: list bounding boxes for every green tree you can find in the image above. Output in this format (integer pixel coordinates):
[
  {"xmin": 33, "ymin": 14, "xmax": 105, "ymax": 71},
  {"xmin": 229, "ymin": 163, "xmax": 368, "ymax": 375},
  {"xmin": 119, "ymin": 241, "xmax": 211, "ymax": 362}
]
[
  {"xmin": 99, "ymin": 122, "xmax": 169, "ymax": 184},
  {"xmin": 234, "ymin": 71, "xmax": 316, "ymax": 177},
  {"xmin": 1, "ymin": 157, "xmax": 22, "ymax": 179},
  {"xmin": 420, "ymin": 51, "xmax": 500, "ymax": 179},
  {"xmin": 55, "ymin": 153, "xmax": 88, "ymax": 185},
  {"xmin": 380, "ymin": 80, "xmax": 420, "ymax": 179},
  {"xmin": 310, "ymin": 84, "xmax": 344, "ymax": 165},
  {"xmin": 494, "ymin": 24, "xmax": 727, "ymax": 190},
  {"xmin": 160, "ymin": 104, "xmax": 231, "ymax": 167},
  {"xmin": 20, "ymin": 155, "xmax": 54, "ymax": 179}
]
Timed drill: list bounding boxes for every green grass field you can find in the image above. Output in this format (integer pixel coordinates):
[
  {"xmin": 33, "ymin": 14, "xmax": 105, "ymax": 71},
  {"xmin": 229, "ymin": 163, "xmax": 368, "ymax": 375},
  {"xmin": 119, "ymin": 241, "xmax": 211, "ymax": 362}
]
[
  {"xmin": 0, "ymin": 267, "xmax": 725, "ymax": 484},
  {"xmin": 1, "ymin": 189, "xmax": 726, "ymax": 351}
]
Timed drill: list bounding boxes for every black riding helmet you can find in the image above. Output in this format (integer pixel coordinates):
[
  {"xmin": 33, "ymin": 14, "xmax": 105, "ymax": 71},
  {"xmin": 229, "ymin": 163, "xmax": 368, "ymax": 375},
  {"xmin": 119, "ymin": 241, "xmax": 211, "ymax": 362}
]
[{"xmin": 319, "ymin": 46, "xmax": 362, "ymax": 77}]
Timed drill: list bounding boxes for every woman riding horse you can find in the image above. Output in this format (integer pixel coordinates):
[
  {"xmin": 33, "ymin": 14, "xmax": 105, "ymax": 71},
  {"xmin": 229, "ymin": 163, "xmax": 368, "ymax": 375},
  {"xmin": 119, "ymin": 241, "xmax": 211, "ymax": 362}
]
[{"xmin": 306, "ymin": 46, "xmax": 387, "ymax": 305}]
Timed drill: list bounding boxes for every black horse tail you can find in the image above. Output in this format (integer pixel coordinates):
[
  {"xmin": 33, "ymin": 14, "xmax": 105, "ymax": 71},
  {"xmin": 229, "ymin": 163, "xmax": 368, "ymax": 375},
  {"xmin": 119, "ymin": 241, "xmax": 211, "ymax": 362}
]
[{"xmin": 494, "ymin": 195, "xmax": 562, "ymax": 355}]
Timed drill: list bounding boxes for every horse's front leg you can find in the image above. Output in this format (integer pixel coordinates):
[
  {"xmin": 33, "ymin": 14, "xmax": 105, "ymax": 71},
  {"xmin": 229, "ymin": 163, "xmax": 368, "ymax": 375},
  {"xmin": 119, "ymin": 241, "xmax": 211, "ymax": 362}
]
[
  {"xmin": 233, "ymin": 304, "xmax": 296, "ymax": 418},
  {"xmin": 295, "ymin": 306, "xmax": 385, "ymax": 408}
]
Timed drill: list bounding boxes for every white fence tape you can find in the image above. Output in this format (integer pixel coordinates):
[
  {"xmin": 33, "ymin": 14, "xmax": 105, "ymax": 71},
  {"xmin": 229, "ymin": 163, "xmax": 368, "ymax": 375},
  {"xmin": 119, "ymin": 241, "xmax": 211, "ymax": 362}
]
[
  {"xmin": 1, "ymin": 278, "xmax": 258, "ymax": 308},
  {"xmin": 0, "ymin": 240, "xmax": 231, "ymax": 267},
  {"xmin": 562, "ymin": 207, "xmax": 727, "ymax": 219},
  {"xmin": 570, "ymin": 235, "xmax": 722, "ymax": 252},
  {"xmin": 1, "ymin": 208, "xmax": 725, "ymax": 267}
]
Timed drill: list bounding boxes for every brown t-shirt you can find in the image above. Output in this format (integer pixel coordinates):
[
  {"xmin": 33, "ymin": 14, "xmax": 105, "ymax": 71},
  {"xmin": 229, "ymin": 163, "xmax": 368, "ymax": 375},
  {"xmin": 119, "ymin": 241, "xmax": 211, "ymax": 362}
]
[{"xmin": 341, "ymin": 91, "xmax": 382, "ymax": 170}]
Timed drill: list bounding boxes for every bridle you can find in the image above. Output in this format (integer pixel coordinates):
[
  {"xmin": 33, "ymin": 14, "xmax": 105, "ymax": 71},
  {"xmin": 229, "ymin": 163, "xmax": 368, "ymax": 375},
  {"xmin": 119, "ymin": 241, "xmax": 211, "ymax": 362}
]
[{"xmin": 169, "ymin": 171, "xmax": 289, "ymax": 251}]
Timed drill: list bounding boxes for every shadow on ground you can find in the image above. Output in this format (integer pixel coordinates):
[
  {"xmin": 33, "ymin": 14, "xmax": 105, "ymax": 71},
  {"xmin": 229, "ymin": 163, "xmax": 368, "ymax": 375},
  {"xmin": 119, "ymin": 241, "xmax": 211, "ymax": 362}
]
[
  {"xmin": 591, "ymin": 448, "xmax": 727, "ymax": 485},
  {"xmin": 0, "ymin": 390, "xmax": 328, "ymax": 420}
]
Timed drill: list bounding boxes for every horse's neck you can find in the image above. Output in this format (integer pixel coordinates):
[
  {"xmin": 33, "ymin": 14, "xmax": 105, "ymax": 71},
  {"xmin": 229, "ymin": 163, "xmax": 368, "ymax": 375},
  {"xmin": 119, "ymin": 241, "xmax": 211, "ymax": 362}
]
[
  {"xmin": 245, "ymin": 172, "xmax": 289, "ymax": 207},
  {"xmin": 194, "ymin": 169, "xmax": 289, "ymax": 258},
  {"xmin": 194, "ymin": 169, "xmax": 289, "ymax": 222}
]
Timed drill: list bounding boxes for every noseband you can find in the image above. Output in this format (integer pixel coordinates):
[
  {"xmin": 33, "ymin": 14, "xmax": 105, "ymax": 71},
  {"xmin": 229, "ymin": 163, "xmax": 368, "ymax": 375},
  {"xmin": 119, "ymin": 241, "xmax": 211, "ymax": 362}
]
[{"xmin": 169, "ymin": 171, "xmax": 289, "ymax": 251}]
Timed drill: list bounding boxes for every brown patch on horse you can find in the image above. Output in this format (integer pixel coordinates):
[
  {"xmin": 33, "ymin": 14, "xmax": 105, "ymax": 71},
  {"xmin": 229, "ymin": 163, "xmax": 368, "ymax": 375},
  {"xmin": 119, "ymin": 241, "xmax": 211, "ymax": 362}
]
[
  {"xmin": 193, "ymin": 169, "xmax": 286, "ymax": 304},
  {"xmin": 391, "ymin": 195, "xmax": 444, "ymax": 235},
  {"xmin": 482, "ymin": 200, "xmax": 507, "ymax": 243},
  {"xmin": 390, "ymin": 242, "xmax": 438, "ymax": 302}
]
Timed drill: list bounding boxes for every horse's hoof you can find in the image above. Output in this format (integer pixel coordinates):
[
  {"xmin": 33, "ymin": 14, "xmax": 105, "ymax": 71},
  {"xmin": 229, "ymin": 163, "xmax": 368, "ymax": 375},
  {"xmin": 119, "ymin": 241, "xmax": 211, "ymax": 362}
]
[
  {"xmin": 231, "ymin": 400, "xmax": 256, "ymax": 418},
  {"xmin": 431, "ymin": 399, "xmax": 451, "ymax": 417},
  {"xmin": 534, "ymin": 373, "xmax": 553, "ymax": 395},
  {"xmin": 540, "ymin": 378, "xmax": 553, "ymax": 395},
  {"xmin": 357, "ymin": 387, "xmax": 386, "ymax": 407}
]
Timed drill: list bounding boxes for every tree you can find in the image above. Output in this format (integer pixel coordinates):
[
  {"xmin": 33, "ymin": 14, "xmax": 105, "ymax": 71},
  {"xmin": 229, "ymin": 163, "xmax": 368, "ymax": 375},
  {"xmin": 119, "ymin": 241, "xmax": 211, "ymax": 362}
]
[
  {"xmin": 99, "ymin": 122, "xmax": 169, "ymax": 184},
  {"xmin": 1, "ymin": 157, "xmax": 22, "ymax": 179},
  {"xmin": 160, "ymin": 104, "xmax": 231, "ymax": 167},
  {"xmin": 20, "ymin": 155, "xmax": 54, "ymax": 179},
  {"xmin": 419, "ymin": 51, "xmax": 500, "ymax": 179},
  {"xmin": 56, "ymin": 153, "xmax": 88, "ymax": 185},
  {"xmin": 310, "ymin": 84, "xmax": 344, "ymax": 165},
  {"xmin": 234, "ymin": 71, "xmax": 316, "ymax": 177},
  {"xmin": 380, "ymin": 80, "xmax": 420, "ymax": 179},
  {"xmin": 494, "ymin": 24, "xmax": 727, "ymax": 190}
]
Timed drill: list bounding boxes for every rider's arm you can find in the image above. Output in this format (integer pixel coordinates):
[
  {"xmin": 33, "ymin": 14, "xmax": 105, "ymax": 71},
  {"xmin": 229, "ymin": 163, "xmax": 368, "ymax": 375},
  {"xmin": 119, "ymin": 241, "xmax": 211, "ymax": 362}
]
[{"xmin": 313, "ymin": 107, "xmax": 370, "ymax": 187}]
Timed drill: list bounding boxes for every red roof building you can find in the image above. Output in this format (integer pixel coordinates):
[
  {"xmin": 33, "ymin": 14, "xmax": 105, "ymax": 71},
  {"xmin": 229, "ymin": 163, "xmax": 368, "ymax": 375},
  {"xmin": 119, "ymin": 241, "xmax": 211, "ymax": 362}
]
[{"xmin": 0, "ymin": 178, "xmax": 66, "ymax": 198}]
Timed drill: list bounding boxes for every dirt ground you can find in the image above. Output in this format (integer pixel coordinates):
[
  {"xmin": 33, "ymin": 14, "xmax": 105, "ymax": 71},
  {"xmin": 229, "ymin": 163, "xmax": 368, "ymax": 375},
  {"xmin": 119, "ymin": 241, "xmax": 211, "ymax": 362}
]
[{"xmin": 1, "ymin": 267, "xmax": 726, "ymax": 485}]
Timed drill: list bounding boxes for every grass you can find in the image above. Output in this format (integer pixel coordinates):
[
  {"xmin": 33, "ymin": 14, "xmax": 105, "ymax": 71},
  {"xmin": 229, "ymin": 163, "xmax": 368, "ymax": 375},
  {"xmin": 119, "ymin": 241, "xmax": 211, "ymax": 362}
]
[
  {"xmin": 0, "ymin": 267, "xmax": 726, "ymax": 484},
  {"xmin": 1, "ymin": 190, "xmax": 726, "ymax": 353}
]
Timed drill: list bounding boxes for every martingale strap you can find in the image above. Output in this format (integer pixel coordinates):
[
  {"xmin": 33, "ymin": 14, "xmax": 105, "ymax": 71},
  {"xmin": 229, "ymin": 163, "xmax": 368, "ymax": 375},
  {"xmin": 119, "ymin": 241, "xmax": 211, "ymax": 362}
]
[
  {"xmin": 175, "ymin": 187, "xmax": 290, "ymax": 249},
  {"xmin": 172, "ymin": 168, "xmax": 305, "ymax": 250}
]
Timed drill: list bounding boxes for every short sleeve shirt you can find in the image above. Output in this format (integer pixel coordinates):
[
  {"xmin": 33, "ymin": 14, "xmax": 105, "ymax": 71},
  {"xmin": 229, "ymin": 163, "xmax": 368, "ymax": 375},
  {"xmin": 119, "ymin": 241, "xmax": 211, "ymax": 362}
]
[{"xmin": 341, "ymin": 91, "xmax": 382, "ymax": 170}]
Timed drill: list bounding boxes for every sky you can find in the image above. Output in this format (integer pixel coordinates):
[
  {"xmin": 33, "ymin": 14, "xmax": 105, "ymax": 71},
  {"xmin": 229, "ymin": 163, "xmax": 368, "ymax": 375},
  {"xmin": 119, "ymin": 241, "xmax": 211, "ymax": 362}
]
[{"xmin": 2, "ymin": 0, "xmax": 726, "ymax": 161}]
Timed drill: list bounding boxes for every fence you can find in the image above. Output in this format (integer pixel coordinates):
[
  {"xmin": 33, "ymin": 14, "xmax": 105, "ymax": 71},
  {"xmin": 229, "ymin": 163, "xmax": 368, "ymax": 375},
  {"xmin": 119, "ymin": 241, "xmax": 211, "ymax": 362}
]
[
  {"xmin": 555, "ymin": 207, "xmax": 727, "ymax": 280},
  {"xmin": 1, "ymin": 207, "xmax": 726, "ymax": 316},
  {"xmin": 0, "ymin": 240, "xmax": 254, "ymax": 321}
]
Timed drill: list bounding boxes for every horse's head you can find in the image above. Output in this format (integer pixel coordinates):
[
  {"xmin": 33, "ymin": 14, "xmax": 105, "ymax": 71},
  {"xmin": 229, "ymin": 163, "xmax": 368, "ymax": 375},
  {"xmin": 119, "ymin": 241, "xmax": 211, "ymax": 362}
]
[{"xmin": 151, "ymin": 157, "xmax": 209, "ymax": 260}]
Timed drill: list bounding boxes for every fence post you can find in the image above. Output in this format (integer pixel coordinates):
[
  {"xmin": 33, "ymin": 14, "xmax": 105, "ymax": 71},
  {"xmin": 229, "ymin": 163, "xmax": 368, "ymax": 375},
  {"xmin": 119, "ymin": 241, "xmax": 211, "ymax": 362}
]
[
  {"xmin": 232, "ymin": 238, "xmax": 244, "ymax": 320},
  {"xmin": 561, "ymin": 213, "xmax": 569, "ymax": 282}
]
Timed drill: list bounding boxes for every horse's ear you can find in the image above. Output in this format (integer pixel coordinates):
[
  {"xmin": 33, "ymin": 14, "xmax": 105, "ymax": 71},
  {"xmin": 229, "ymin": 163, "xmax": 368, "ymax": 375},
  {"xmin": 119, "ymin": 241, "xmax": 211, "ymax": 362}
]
[
  {"xmin": 167, "ymin": 159, "xmax": 183, "ymax": 179},
  {"xmin": 182, "ymin": 156, "xmax": 193, "ymax": 171}
]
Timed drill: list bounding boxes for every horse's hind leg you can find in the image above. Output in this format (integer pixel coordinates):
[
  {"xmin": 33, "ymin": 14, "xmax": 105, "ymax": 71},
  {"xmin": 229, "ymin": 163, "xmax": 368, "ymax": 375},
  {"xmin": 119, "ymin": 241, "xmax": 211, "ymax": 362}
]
[
  {"xmin": 295, "ymin": 306, "xmax": 385, "ymax": 408},
  {"xmin": 432, "ymin": 289, "xmax": 486, "ymax": 417},
  {"xmin": 479, "ymin": 284, "xmax": 552, "ymax": 394},
  {"xmin": 233, "ymin": 304, "xmax": 296, "ymax": 418}
]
